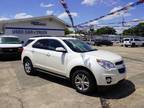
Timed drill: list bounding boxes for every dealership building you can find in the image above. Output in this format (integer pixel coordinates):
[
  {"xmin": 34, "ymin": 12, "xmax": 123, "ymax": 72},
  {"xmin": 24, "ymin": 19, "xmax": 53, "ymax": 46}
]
[{"xmin": 0, "ymin": 15, "xmax": 69, "ymax": 43}]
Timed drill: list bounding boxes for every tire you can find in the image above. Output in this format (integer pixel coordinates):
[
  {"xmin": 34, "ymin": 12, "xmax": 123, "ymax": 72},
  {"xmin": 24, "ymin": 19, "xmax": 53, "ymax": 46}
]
[
  {"xmin": 23, "ymin": 58, "xmax": 34, "ymax": 75},
  {"xmin": 125, "ymin": 45, "xmax": 128, "ymax": 47},
  {"xmin": 71, "ymin": 69, "xmax": 96, "ymax": 94},
  {"xmin": 131, "ymin": 43, "xmax": 135, "ymax": 47}
]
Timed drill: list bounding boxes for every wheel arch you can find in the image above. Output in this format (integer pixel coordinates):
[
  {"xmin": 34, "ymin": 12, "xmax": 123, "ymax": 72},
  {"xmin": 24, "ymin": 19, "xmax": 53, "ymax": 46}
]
[
  {"xmin": 23, "ymin": 56, "xmax": 31, "ymax": 63},
  {"xmin": 69, "ymin": 66, "xmax": 97, "ymax": 85}
]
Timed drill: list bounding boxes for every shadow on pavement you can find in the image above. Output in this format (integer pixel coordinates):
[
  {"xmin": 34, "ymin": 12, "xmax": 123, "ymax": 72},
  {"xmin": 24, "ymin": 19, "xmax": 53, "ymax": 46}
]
[
  {"xmin": 35, "ymin": 71, "xmax": 135, "ymax": 99},
  {"xmin": 92, "ymin": 80, "xmax": 135, "ymax": 99}
]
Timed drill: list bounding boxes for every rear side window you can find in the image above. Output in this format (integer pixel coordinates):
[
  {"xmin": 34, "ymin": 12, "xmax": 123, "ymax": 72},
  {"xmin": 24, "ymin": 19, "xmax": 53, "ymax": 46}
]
[
  {"xmin": 25, "ymin": 39, "xmax": 34, "ymax": 46},
  {"xmin": 32, "ymin": 39, "xmax": 49, "ymax": 49}
]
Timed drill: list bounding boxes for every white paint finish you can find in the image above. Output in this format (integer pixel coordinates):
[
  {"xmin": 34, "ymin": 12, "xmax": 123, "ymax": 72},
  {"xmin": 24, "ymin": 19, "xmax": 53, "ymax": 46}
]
[
  {"xmin": 22, "ymin": 37, "xmax": 127, "ymax": 86},
  {"xmin": 0, "ymin": 44, "xmax": 22, "ymax": 48}
]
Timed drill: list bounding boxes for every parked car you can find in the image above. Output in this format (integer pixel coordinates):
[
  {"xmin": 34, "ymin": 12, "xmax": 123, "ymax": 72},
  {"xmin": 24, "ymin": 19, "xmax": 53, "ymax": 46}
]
[
  {"xmin": 122, "ymin": 38, "xmax": 143, "ymax": 47},
  {"xmin": 141, "ymin": 38, "xmax": 144, "ymax": 47},
  {"xmin": 85, "ymin": 40, "xmax": 95, "ymax": 46},
  {"xmin": 0, "ymin": 35, "xmax": 23, "ymax": 58},
  {"xmin": 22, "ymin": 37, "xmax": 126, "ymax": 94},
  {"xmin": 94, "ymin": 39, "xmax": 113, "ymax": 46}
]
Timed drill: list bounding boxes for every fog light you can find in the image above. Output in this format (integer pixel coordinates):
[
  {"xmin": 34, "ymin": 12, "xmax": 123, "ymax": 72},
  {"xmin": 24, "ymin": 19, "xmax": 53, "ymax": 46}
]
[{"xmin": 106, "ymin": 77, "xmax": 112, "ymax": 84}]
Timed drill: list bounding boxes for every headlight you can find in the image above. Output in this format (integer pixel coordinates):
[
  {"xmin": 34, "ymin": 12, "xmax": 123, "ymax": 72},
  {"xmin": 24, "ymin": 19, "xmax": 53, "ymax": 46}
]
[{"xmin": 97, "ymin": 59, "xmax": 115, "ymax": 70}]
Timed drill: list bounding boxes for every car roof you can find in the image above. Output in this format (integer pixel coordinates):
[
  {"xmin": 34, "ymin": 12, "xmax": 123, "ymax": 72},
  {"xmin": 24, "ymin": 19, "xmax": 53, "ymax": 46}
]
[
  {"xmin": 123, "ymin": 38, "xmax": 130, "ymax": 39},
  {"xmin": 29, "ymin": 36, "xmax": 76, "ymax": 40},
  {"xmin": 0, "ymin": 35, "xmax": 19, "ymax": 38}
]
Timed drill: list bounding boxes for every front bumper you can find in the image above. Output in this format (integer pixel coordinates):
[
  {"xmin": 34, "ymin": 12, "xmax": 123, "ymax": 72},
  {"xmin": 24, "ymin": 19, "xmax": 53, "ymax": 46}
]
[
  {"xmin": 100, "ymin": 70, "xmax": 126, "ymax": 85},
  {"xmin": 92, "ymin": 64, "xmax": 126, "ymax": 86},
  {"xmin": 0, "ymin": 52, "xmax": 21, "ymax": 58}
]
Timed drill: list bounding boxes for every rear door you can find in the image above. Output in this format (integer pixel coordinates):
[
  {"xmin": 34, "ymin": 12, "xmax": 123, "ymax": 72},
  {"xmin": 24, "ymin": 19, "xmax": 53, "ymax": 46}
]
[{"xmin": 32, "ymin": 39, "xmax": 50, "ymax": 69}]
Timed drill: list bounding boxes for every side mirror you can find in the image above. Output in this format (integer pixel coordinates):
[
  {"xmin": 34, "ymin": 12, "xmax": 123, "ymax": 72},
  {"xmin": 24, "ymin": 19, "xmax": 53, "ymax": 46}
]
[
  {"xmin": 56, "ymin": 47, "xmax": 67, "ymax": 53},
  {"xmin": 21, "ymin": 41, "xmax": 24, "ymax": 44}
]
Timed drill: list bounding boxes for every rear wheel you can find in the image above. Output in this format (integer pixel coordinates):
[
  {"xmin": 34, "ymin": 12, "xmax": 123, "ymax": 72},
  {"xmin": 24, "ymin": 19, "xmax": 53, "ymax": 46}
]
[
  {"xmin": 23, "ymin": 58, "xmax": 34, "ymax": 75},
  {"xmin": 71, "ymin": 69, "xmax": 96, "ymax": 94}
]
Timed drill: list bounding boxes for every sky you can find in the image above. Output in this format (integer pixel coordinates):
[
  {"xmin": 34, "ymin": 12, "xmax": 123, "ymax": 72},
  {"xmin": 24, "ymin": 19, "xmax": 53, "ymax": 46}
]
[{"xmin": 0, "ymin": 0, "xmax": 144, "ymax": 33}]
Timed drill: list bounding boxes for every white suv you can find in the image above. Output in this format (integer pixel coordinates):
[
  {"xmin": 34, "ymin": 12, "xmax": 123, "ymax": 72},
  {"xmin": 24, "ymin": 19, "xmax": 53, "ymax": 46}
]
[
  {"xmin": 123, "ymin": 38, "xmax": 143, "ymax": 47},
  {"xmin": 22, "ymin": 37, "xmax": 126, "ymax": 94}
]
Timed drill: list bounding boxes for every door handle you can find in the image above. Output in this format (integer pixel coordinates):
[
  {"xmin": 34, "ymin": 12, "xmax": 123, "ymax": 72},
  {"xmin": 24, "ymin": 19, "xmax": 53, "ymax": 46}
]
[
  {"xmin": 46, "ymin": 53, "xmax": 51, "ymax": 56},
  {"xmin": 32, "ymin": 50, "xmax": 35, "ymax": 53}
]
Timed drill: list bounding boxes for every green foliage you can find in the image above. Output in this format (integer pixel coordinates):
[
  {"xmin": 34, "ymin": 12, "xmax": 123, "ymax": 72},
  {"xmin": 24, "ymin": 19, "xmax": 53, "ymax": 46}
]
[
  {"xmin": 123, "ymin": 23, "xmax": 144, "ymax": 37},
  {"xmin": 94, "ymin": 26, "xmax": 116, "ymax": 35},
  {"xmin": 65, "ymin": 28, "xmax": 73, "ymax": 35}
]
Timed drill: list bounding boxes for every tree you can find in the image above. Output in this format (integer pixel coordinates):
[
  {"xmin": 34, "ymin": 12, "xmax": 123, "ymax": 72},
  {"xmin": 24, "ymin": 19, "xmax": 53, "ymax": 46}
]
[
  {"xmin": 123, "ymin": 23, "xmax": 144, "ymax": 37},
  {"xmin": 94, "ymin": 26, "xmax": 116, "ymax": 35},
  {"xmin": 64, "ymin": 28, "xmax": 73, "ymax": 35}
]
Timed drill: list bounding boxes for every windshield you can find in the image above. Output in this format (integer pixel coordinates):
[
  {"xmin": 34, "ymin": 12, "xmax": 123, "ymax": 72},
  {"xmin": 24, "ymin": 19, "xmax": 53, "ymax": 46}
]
[
  {"xmin": 63, "ymin": 39, "xmax": 97, "ymax": 53},
  {"xmin": 124, "ymin": 39, "xmax": 130, "ymax": 41},
  {"xmin": 0, "ymin": 37, "xmax": 21, "ymax": 44}
]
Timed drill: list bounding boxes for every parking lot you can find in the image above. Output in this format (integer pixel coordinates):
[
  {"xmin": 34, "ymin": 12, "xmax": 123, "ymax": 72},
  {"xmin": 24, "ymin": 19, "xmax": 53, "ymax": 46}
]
[{"xmin": 0, "ymin": 46, "xmax": 144, "ymax": 108}]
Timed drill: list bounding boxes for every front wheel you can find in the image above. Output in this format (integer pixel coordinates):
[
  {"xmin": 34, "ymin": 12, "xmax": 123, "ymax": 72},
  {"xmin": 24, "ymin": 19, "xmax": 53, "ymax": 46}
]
[
  {"xmin": 131, "ymin": 43, "xmax": 136, "ymax": 47},
  {"xmin": 23, "ymin": 59, "xmax": 34, "ymax": 75},
  {"xmin": 71, "ymin": 70, "xmax": 96, "ymax": 94}
]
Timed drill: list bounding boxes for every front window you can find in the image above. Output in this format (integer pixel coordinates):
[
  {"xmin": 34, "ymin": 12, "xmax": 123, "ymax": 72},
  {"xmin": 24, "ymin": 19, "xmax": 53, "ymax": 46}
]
[
  {"xmin": 0, "ymin": 37, "xmax": 21, "ymax": 44},
  {"xmin": 63, "ymin": 39, "xmax": 97, "ymax": 53}
]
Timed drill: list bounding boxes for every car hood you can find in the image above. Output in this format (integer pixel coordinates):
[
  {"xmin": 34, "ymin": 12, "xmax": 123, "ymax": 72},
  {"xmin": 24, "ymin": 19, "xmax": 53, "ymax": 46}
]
[
  {"xmin": 84, "ymin": 50, "xmax": 122, "ymax": 63},
  {"xmin": 0, "ymin": 44, "xmax": 22, "ymax": 48}
]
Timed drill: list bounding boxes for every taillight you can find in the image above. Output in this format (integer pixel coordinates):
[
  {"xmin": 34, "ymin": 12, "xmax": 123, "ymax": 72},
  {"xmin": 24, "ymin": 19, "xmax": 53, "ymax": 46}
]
[{"xmin": 18, "ymin": 47, "xmax": 23, "ymax": 53}]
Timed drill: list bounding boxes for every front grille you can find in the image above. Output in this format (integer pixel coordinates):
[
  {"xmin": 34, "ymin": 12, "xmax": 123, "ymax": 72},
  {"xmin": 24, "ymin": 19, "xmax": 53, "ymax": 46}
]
[
  {"xmin": 2, "ymin": 48, "xmax": 19, "ymax": 53},
  {"xmin": 115, "ymin": 60, "xmax": 126, "ymax": 74},
  {"xmin": 115, "ymin": 60, "xmax": 123, "ymax": 65},
  {"xmin": 118, "ymin": 68, "xmax": 126, "ymax": 74}
]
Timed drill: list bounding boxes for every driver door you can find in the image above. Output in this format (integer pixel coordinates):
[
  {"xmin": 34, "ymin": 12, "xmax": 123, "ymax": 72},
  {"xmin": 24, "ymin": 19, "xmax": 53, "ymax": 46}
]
[{"xmin": 43, "ymin": 39, "xmax": 67, "ymax": 76}]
